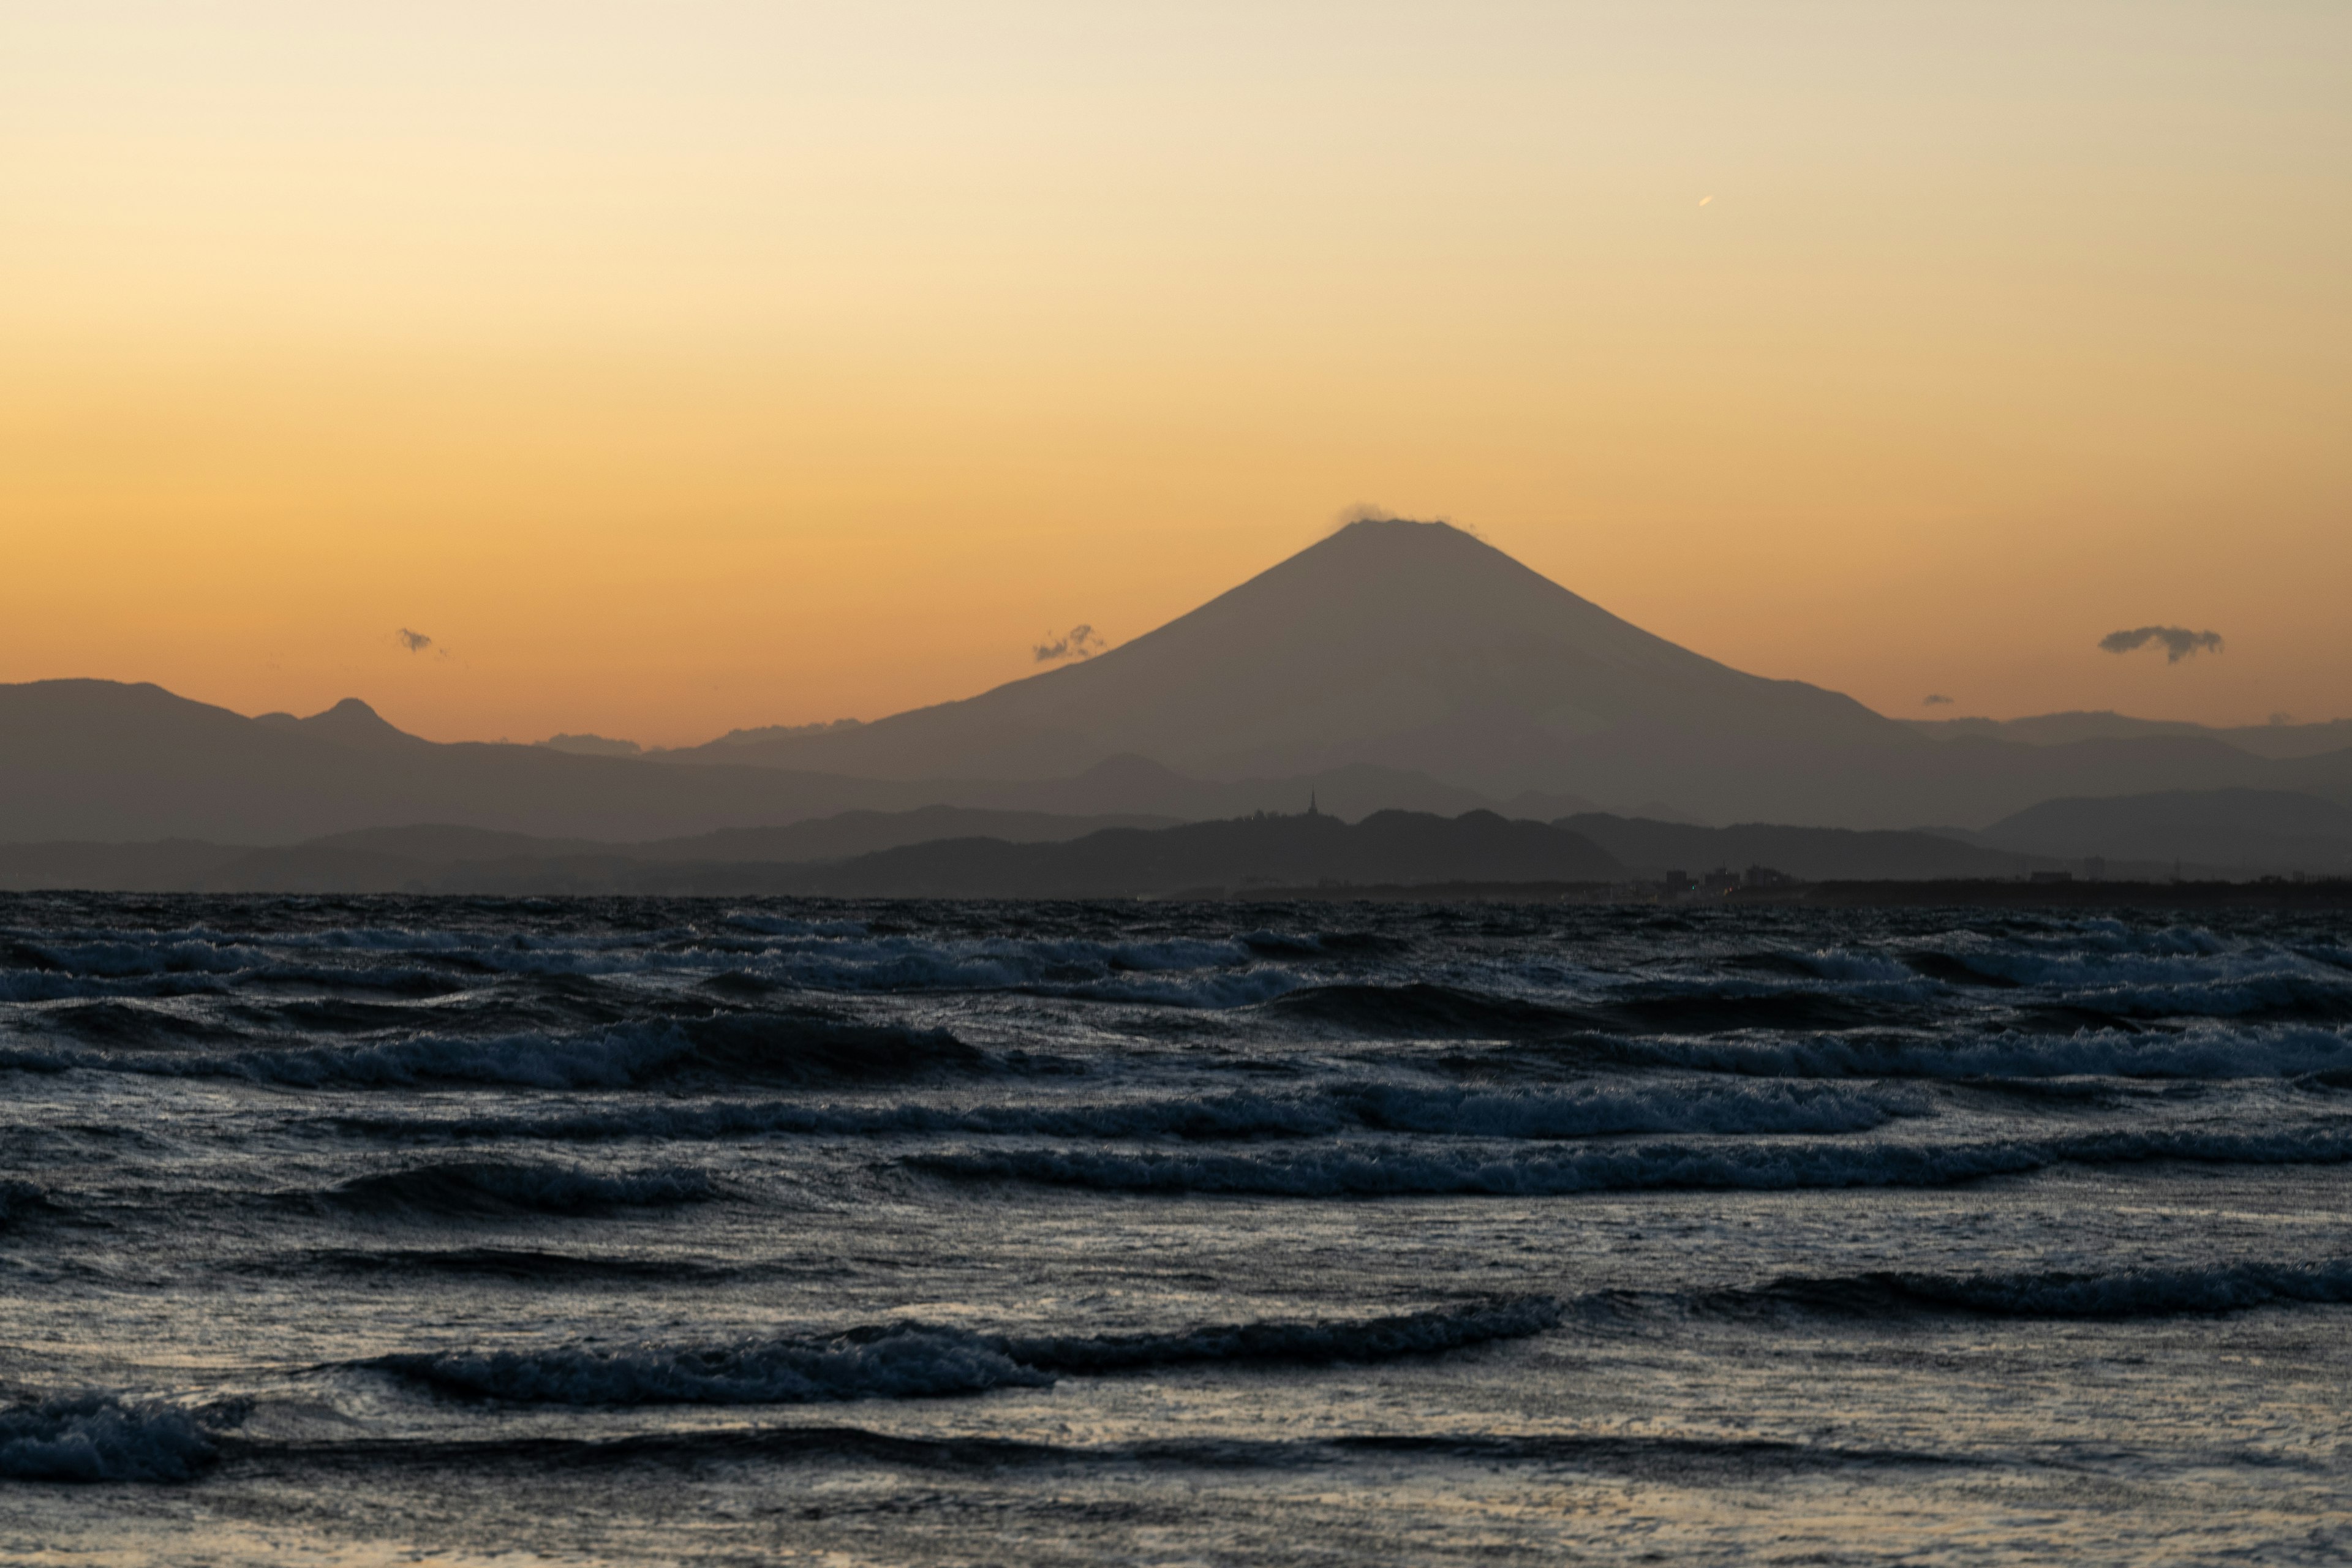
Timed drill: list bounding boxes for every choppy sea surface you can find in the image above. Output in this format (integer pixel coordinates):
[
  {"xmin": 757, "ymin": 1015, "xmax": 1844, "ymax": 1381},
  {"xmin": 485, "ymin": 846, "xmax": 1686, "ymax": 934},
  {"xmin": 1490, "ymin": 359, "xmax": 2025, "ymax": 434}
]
[{"xmin": 5, "ymin": 893, "xmax": 2352, "ymax": 1564}]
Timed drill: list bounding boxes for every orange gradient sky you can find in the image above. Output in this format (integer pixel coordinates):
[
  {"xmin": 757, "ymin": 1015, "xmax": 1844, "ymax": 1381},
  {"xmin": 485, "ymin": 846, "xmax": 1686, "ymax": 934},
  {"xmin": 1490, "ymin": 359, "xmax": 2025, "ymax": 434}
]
[{"xmin": 4, "ymin": 2, "xmax": 2347, "ymax": 746}]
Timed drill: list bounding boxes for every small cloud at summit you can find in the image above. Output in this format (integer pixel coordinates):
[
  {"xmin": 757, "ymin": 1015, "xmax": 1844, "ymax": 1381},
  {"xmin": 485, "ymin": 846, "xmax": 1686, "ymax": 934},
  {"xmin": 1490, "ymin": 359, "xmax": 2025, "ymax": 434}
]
[
  {"xmin": 1034, "ymin": 624, "xmax": 1106, "ymax": 663},
  {"xmin": 1922, "ymin": 693, "xmax": 1954, "ymax": 707},
  {"xmin": 1327, "ymin": 505, "xmax": 1477, "ymax": 539},
  {"xmin": 2099, "ymin": 625, "xmax": 2223, "ymax": 663}
]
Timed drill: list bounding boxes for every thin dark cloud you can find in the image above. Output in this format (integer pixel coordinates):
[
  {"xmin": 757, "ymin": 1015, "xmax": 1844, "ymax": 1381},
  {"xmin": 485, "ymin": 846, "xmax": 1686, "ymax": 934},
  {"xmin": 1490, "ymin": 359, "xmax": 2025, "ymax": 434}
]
[
  {"xmin": 396, "ymin": 628, "xmax": 434, "ymax": 654},
  {"xmin": 1922, "ymin": 693, "xmax": 1954, "ymax": 707},
  {"xmin": 2099, "ymin": 625, "xmax": 2222, "ymax": 663},
  {"xmin": 1034, "ymin": 624, "xmax": 1106, "ymax": 664}
]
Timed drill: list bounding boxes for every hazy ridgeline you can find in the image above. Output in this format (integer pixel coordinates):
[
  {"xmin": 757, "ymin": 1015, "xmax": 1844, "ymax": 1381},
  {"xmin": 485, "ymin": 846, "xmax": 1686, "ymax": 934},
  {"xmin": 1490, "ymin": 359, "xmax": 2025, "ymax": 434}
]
[{"xmin": 7, "ymin": 526, "xmax": 2352, "ymax": 897}]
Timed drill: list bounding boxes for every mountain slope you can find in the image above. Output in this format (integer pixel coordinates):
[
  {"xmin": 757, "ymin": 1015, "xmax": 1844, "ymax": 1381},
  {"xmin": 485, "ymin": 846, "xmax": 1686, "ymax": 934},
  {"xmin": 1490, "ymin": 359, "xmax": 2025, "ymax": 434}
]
[
  {"xmin": 656, "ymin": 519, "xmax": 2330, "ymax": 826},
  {"xmin": 664, "ymin": 519, "xmax": 1899, "ymax": 790},
  {"xmin": 0, "ymin": 681, "xmax": 1529, "ymax": 843},
  {"xmin": 0, "ymin": 681, "xmax": 892, "ymax": 843}
]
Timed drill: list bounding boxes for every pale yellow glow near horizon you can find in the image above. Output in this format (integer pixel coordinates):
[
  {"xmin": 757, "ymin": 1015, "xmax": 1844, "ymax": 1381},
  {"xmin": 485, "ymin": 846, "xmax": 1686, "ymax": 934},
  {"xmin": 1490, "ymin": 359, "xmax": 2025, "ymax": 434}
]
[{"xmin": 3, "ymin": 2, "xmax": 2347, "ymax": 747}]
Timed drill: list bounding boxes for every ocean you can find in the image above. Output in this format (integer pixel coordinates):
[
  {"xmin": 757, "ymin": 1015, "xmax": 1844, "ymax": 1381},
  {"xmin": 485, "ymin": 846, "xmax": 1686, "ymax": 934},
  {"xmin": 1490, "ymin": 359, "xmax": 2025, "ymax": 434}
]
[{"xmin": 4, "ymin": 892, "xmax": 2351, "ymax": 1564}]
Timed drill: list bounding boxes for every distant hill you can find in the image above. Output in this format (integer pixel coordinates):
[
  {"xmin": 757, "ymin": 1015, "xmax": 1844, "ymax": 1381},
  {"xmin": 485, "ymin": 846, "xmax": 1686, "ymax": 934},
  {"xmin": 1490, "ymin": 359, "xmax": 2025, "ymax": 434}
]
[
  {"xmin": 774, "ymin": 809, "xmax": 1625, "ymax": 899},
  {"xmin": 294, "ymin": 808, "xmax": 1185, "ymax": 869},
  {"xmin": 1905, "ymin": 711, "xmax": 2352, "ymax": 761},
  {"xmin": 534, "ymin": 733, "xmax": 643, "ymax": 757},
  {"xmin": 15, "ymin": 794, "xmax": 2346, "ymax": 895},
  {"xmin": 253, "ymin": 696, "xmax": 436, "ymax": 753},
  {"xmin": 0, "ymin": 808, "xmax": 1623, "ymax": 897},
  {"xmin": 631, "ymin": 806, "xmax": 1182, "ymax": 862},
  {"xmin": 1974, "ymin": 789, "xmax": 2352, "ymax": 876},
  {"xmin": 0, "ymin": 680, "xmax": 885, "ymax": 843},
  {"xmin": 0, "ymin": 682, "xmax": 1534, "ymax": 845}
]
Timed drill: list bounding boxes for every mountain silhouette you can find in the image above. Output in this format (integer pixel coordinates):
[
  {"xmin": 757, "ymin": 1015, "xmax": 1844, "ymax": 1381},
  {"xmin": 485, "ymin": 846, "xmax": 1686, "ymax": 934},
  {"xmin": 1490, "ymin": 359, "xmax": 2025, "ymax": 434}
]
[
  {"xmin": 0, "ymin": 680, "xmax": 1548, "ymax": 844},
  {"xmin": 0, "ymin": 809, "xmax": 1619, "ymax": 897},
  {"xmin": 1906, "ymin": 710, "xmax": 2352, "ymax": 761},
  {"xmin": 663, "ymin": 519, "xmax": 2352, "ymax": 826},
  {"xmin": 254, "ymin": 697, "xmax": 434, "ymax": 752},
  {"xmin": 10, "ymin": 524, "xmax": 2352, "ymax": 842},
  {"xmin": 0, "ymin": 680, "xmax": 880, "ymax": 843},
  {"xmin": 772, "ymin": 809, "xmax": 1624, "ymax": 898},
  {"xmin": 1975, "ymin": 788, "xmax": 2352, "ymax": 876},
  {"xmin": 666, "ymin": 519, "xmax": 1893, "ymax": 793}
]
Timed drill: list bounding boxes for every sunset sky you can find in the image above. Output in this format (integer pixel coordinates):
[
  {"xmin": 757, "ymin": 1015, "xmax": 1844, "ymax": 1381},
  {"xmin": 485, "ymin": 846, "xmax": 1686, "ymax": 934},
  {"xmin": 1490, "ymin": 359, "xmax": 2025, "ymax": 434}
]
[{"xmin": 4, "ymin": 2, "xmax": 2346, "ymax": 746}]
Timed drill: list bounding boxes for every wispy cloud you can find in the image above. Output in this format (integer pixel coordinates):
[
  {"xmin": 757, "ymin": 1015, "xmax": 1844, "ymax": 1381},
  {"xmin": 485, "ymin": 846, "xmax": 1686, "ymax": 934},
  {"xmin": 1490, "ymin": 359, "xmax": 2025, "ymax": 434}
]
[
  {"xmin": 1922, "ymin": 693, "xmax": 1954, "ymax": 707},
  {"xmin": 396, "ymin": 628, "xmax": 434, "ymax": 654},
  {"xmin": 2099, "ymin": 625, "xmax": 2223, "ymax": 663},
  {"xmin": 1033, "ymin": 624, "xmax": 1106, "ymax": 663}
]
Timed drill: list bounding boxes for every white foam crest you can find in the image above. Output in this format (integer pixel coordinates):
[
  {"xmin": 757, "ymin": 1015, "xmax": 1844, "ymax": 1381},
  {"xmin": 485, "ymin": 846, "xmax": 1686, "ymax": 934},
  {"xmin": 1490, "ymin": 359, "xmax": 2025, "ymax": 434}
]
[
  {"xmin": 723, "ymin": 913, "xmax": 869, "ymax": 937},
  {"xmin": 1792, "ymin": 951, "xmax": 1920, "ymax": 984},
  {"xmin": 2039, "ymin": 919, "xmax": 2229, "ymax": 957},
  {"xmin": 1958, "ymin": 942, "xmax": 2352, "ymax": 1000}
]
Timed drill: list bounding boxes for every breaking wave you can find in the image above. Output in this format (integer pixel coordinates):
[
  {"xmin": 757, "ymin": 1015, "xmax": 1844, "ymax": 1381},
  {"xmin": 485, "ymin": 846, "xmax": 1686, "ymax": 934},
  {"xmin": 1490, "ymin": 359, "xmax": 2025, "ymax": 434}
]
[
  {"xmin": 3, "ymin": 1012, "xmax": 981, "ymax": 1090},
  {"xmin": 0, "ymin": 1180, "xmax": 53, "ymax": 1226},
  {"xmin": 1716, "ymin": 1257, "xmax": 2352, "ymax": 1319},
  {"xmin": 0, "ymin": 1394, "xmax": 244, "ymax": 1483},
  {"xmin": 909, "ymin": 1122, "xmax": 2352, "ymax": 1196},
  {"xmin": 351, "ymin": 1078, "xmax": 1917, "ymax": 1146},
  {"xmin": 1542, "ymin": 1022, "xmax": 2352, "ymax": 1081},
  {"xmin": 316, "ymin": 1160, "xmax": 717, "ymax": 1218},
  {"xmin": 366, "ymin": 1297, "xmax": 1560, "ymax": 1406},
  {"xmin": 1265, "ymin": 983, "xmax": 1598, "ymax": 1038}
]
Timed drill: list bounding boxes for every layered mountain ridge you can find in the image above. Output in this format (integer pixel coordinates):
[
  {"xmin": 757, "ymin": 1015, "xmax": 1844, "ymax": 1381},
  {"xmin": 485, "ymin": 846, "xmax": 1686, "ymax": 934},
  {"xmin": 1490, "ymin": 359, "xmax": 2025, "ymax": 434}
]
[{"xmin": 4, "ymin": 519, "xmax": 2348, "ymax": 842}]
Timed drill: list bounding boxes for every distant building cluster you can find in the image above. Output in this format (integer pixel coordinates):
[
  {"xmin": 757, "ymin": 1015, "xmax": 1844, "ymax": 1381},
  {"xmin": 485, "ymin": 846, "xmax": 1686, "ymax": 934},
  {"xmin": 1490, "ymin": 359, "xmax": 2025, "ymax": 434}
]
[{"xmin": 1658, "ymin": 865, "xmax": 1796, "ymax": 900}]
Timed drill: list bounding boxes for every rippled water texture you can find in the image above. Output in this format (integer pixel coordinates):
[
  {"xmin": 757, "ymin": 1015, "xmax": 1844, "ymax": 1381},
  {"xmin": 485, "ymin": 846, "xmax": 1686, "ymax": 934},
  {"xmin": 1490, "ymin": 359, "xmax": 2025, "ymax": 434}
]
[{"xmin": 6, "ymin": 893, "xmax": 2352, "ymax": 1564}]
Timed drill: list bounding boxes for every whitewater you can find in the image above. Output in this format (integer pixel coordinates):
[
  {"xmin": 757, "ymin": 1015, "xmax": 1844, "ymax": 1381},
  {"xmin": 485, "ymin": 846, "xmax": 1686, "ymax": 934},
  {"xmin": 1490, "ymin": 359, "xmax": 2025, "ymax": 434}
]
[{"xmin": 4, "ymin": 893, "xmax": 2352, "ymax": 1564}]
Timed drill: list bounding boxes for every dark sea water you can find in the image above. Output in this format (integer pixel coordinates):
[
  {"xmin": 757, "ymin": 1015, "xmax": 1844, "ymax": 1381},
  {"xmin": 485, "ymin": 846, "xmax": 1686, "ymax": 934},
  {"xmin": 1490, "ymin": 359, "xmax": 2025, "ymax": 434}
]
[{"xmin": 6, "ymin": 893, "xmax": 2352, "ymax": 1564}]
